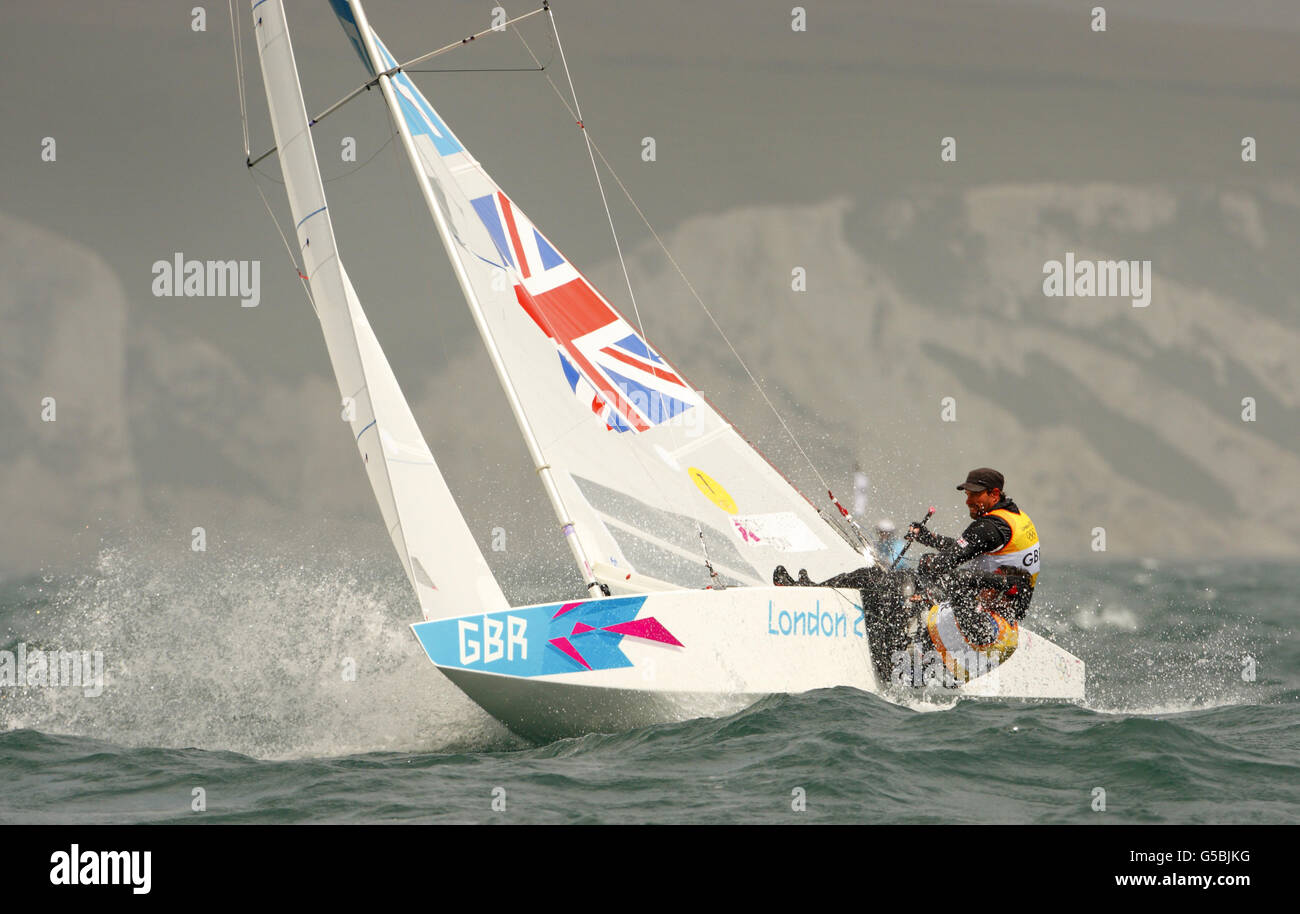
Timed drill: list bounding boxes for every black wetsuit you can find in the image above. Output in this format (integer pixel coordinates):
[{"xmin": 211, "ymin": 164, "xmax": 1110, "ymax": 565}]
[{"xmin": 911, "ymin": 497, "xmax": 1034, "ymax": 624}]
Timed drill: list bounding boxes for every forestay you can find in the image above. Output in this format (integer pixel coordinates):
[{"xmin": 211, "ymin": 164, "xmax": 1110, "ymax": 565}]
[
  {"xmin": 252, "ymin": 0, "xmax": 508, "ymax": 619},
  {"xmin": 331, "ymin": 0, "xmax": 870, "ymax": 592}
]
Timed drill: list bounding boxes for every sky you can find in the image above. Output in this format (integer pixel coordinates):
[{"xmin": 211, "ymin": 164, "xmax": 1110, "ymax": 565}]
[{"xmin": 2, "ymin": 0, "xmax": 1298, "ymax": 580}]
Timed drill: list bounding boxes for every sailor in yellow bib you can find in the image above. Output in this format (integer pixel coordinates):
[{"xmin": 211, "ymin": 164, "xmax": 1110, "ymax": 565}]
[{"xmin": 906, "ymin": 468, "xmax": 1040, "ymax": 682}]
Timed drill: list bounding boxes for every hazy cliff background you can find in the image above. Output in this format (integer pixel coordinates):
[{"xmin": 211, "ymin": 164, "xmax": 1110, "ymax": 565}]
[{"xmin": 2, "ymin": 0, "xmax": 1298, "ymax": 590}]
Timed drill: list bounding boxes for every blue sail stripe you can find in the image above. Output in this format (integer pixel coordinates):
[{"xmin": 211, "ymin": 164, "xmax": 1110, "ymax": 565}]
[
  {"xmin": 534, "ymin": 229, "xmax": 565, "ymax": 270},
  {"xmin": 327, "ymin": 0, "xmax": 373, "ymax": 75},
  {"xmin": 613, "ymin": 333, "xmax": 664, "ymax": 363},
  {"xmin": 392, "ymin": 74, "xmax": 464, "ymax": 156},
  {"xmin": 470, "ymin": 195, "xmax": 514, "ymax": 268},
  {"xmin": 558, "ymin": 351, "xmax": 581, "ymax": 392},
  {"xmin": 600, "ymin": 366, "xmax": 692, "ymax": 425}
]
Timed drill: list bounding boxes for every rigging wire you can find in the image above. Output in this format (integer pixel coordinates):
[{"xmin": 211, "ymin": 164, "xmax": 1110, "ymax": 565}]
[
  {"xmin": 543, "ymin": 7, "xmax": 652, "ymax": 422},
  {"xmin": 228, "ymin": 0, "xmax": 251, "ymax": 158},
  {"xmin": 515, "ymin": 14, "xmax": 862, "ymax": 556},
  {"xmin": 519, "ymin": 24, "xmax": 838, "ymax": 496},
  {"xmin": 405, "ymin": 66, "xmax": 548, "ymax": 73},
  {"xmin": 250, "ymin": 168, "xmax": 318, "ymax": 318},
  {"xmin": 228, "ymin": 0, "xmax": 315, "ymax": 316},
  {"xmin": 540, "ymin": 7, "xmax": 742, "ymax": 581}
]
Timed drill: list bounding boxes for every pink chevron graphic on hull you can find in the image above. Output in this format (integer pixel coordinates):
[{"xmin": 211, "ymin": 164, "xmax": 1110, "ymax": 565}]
[
  {"xmin": 552, "ymin": 601, "xmax": 585, "ymax": 619},
  {"xmin": 541, "ymin": 601, "xmax": 683, "ymax": 671},
  {"xmin": 549, "ymin": 637, "xmax": 592, "ymax": 670},
  {"xmin": 602, "ymin": 618, "xmax": 684, "ymax": 647}
]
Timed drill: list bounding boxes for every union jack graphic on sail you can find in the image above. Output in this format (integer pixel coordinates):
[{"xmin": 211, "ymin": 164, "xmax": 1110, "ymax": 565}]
[{"xmin": 470, "ymin": 190, "xmax": 698, "ymax": 433}]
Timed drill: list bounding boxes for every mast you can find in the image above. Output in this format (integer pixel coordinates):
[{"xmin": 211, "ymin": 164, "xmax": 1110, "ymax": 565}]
[{"xmin": 346, "ymin": 0, "xmax": 605, "ymax": 596}]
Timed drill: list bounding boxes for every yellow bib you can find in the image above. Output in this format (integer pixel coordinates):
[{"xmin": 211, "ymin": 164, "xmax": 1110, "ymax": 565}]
[{"xmin": 971, "ymin": 507, "xmax": 1040, "ymax": 585}]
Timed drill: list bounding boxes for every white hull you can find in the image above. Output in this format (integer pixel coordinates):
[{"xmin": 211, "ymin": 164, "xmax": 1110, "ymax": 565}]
[
  {"xmin": 413, "ymin": 586, "xmax": 1085, "ymax": 741},
  {"xmin": 439, "ymin": 668, "xmax": 764, "ymax": 744}
]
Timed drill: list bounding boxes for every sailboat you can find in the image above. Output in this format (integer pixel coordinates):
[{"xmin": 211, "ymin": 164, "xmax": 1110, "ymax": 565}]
[{"xmin": 246, "ymin": 0, "xmax": 1084, "ymax": 743}]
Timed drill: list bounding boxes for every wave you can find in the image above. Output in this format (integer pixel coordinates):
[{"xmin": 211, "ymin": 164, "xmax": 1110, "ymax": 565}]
[{"xmin": 0, "ymin": 545, "xmax": 525, "ymax": 760}]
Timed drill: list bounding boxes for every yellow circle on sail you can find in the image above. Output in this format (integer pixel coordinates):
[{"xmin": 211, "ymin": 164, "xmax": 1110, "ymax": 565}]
[{"xmin": 689, "ymin": 468, "xmax": 737, "ymax": 514}]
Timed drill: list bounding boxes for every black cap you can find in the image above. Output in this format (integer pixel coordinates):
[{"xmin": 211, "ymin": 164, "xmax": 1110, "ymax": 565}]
[{"xmin": 957, "ymin": 467, "xmax": 1004, "ymax": 493}]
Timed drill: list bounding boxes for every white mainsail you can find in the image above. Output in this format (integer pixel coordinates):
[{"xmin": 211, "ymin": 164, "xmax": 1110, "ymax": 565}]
[
  {"xmin": 332, "ymin": 1, "xmax": 870, "ymax": 593},
  {"xmin": 251, "ymin": 0, "xmax": 507, "ymax": 620}
]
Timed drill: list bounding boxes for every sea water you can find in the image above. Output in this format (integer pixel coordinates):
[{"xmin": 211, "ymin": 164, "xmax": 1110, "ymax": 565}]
[{"xmin": 1, "ymin": 548, "xmax": 1295, "ymax": 823}]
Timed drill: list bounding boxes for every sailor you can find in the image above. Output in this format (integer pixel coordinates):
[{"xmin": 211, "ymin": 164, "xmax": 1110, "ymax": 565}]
[
  {"xmin": 906, "ymin": 467, "xmax": 1040, "ymax": 681},
  {"xmin": 771, "ymin": 469, "xmax": 1038, "ymax": 684},
  {"xmin": 873, "ymin": 519, "xmax": 906, "ymax": 568}
]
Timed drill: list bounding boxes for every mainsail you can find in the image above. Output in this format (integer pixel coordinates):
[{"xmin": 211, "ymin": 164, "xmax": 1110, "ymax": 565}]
[
  {"xmin": 252, "ymin": 0, "xmax": 508, "ymax": 620},
  {"xmin": 332, "ymin": 0, "xmax": 869, "ymax": 593}
]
